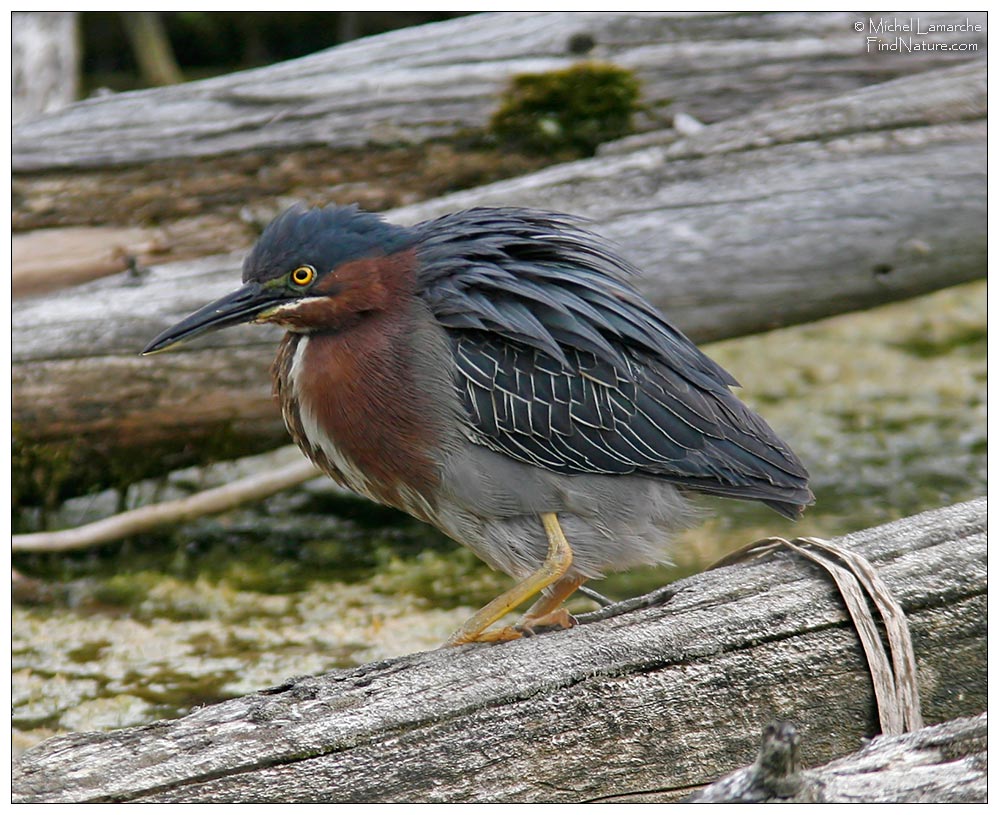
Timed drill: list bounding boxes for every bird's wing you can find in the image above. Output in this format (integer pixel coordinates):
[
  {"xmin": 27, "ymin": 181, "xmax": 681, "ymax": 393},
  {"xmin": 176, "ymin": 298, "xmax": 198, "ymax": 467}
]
[
  {"xmin": 450, "ymin": 331, "xmax": 811, "ymax": 517},
  {"xmin": 415, "ymin": 208, "xmax": 812, "ymax": 516}
]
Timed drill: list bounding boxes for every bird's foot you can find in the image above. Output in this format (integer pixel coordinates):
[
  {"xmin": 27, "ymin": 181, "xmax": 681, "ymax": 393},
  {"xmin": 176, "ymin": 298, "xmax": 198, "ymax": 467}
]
[
  {"xmin": 444, "ymin": 609, "xmax": 577, "ymax": 646},
  {"xmin": 516, "ymin": 607, "xmax": 577, "ymax": 637},
  {"xmin": 455, "ymin": 625, "xmax": 525, "ymax": 644}
]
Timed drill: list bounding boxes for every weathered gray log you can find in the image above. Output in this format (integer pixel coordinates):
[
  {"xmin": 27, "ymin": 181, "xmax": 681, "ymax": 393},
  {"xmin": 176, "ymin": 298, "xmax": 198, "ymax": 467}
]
[
  {"xmin": 689, "ymin": 714, "xmax": 986, "ymax": 803},
  {"xmin": 11, "ymin": 61, "xmax": 986, "ymax": 468},
  {"xmin": 11, "ymin": 498, "xmax": 986, "ymax": 803},
  {"xmin": 12, "ymin": 11, "xmax": 986, "ymax": 172},
  {"xmin": 12, "ymin": 12, "xmax": 987, "ymax": 297}
]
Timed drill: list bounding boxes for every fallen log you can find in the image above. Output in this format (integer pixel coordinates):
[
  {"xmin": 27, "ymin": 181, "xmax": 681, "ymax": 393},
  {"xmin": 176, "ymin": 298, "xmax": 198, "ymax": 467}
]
[
  {"xmin": 11, "ymin": 498, "xmax": 986, "ymax": 803},
  {"xmin": 11, "ymin": 61, "xmax": 986, "ymax": 482},
  {"xmin": 11, "ymin": 12, "xmax": 987, "ymax": 297},
  {"xmin": 13, "ymin": 11, "xmax": 985, "ymax": 173}
]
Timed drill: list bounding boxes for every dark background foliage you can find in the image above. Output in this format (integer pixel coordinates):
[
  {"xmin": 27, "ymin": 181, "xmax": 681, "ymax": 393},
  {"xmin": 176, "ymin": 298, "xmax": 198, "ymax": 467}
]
[{"xmin": 81, "ymin": 11, "xmax": 468, "ymax": 92}]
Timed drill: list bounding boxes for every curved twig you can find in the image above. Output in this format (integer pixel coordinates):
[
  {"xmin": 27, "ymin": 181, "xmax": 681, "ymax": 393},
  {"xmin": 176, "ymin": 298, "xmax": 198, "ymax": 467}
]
[{"xmin": 12, "ymin": 457, "xmax": 321, "ymax": 553}]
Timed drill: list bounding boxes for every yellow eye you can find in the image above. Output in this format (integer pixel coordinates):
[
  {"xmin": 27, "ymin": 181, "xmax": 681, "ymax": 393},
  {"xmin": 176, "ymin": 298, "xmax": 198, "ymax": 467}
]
[{"xmin": 291, "ymin": 265, "xmax": 316, "ymax": 286}]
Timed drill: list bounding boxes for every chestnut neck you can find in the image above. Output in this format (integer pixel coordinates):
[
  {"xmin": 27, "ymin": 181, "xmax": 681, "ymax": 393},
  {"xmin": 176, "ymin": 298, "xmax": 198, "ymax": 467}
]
[{"xmin": 274, "ymin": 258, "xmax": 451, "ymax": 518}]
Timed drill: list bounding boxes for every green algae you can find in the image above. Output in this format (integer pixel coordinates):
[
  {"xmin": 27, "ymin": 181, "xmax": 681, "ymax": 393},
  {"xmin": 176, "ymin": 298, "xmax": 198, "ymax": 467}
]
[{"xmin": 489, "ymin": 62, "xmax": 641, "ymax": 157}]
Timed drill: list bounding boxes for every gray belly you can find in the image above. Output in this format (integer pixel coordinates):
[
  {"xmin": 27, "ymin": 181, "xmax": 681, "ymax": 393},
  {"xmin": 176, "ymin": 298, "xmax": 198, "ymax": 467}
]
[{"xmin": 433, "ymin": 440, "xmax": 697, "ymax": 580}]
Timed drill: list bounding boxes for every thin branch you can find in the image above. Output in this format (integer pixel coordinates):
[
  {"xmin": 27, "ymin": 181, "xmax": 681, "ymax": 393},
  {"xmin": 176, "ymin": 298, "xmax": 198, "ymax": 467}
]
[{"xmin": 12, "ymin": 457, "xmax": 321, "ymax": 553}]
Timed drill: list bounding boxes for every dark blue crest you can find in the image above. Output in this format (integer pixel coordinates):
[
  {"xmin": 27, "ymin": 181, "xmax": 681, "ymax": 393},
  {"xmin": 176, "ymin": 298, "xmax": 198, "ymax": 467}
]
[{"xmin": 243, "ymin": 203, "xmax": 416, "ymax": 283}]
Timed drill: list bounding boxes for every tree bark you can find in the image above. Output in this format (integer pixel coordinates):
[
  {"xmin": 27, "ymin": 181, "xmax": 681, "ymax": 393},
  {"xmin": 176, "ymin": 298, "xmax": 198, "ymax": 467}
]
[
  {"xmin": 12, "ymin": 12, "xmax": 79, "ymax": 123},
  {"xmin": 11, "ymin": 61, "xmax": 986, "ymax": 472},
  {"xmin": 12, "ymin": 12, "xmax": 987, "ymax": 282},
  {"xmin": 11, "ymin": 498, "xmax": 987, "ymax": 803}
]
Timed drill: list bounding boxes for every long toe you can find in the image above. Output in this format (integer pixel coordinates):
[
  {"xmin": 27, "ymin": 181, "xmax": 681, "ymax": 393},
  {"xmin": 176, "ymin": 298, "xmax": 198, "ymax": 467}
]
[
  {"xmin": 445, "ymin": 611, "xmax": 577, "ymax": 646},
  {"xmin": 517, "ymin": 608, "xmax": 577, "ymax": 637},
  {"xmin": 448, "ymin": 625, "xmax": 525, "ymax": 645}
]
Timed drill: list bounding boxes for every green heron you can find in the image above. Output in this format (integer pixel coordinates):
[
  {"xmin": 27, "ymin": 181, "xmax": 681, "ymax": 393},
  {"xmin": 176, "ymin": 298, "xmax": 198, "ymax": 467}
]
[{"xmin": 144, "ymin": 205, "xmax": 812, "ymax": 646}]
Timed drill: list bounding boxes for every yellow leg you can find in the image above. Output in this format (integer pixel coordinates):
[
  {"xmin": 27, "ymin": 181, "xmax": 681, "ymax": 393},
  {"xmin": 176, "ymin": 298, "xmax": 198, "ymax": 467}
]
[
  {"xmin": 514, "ymin": 574, "xmax": 585, "ymax": 633},
  {"xmin": 444, "ymin": 512, "xmax": 575, "ymax": 647}
]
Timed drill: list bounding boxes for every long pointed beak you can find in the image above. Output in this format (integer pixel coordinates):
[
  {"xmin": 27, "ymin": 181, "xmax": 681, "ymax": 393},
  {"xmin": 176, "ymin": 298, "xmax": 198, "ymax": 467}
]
[{"xmin": 142, "ymin": 282, "xmax": 277, "ymax": 355}]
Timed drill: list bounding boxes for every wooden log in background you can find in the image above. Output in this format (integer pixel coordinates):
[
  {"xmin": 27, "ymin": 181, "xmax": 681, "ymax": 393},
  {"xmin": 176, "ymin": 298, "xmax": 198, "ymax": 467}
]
[
  {"xmin": 11, "ymin": 60, "xmax": 986, "ymax": 476},
  {"xmin": 11, "ymin": 498, "xmax": 986, "ymax": 803},
  {"xmin": 11, "ymin": 12, "xmax": 987, "ymax": 290},
  {"xmin": 12, "ymin": 11, "xmax": 986, "ymax": 172}
]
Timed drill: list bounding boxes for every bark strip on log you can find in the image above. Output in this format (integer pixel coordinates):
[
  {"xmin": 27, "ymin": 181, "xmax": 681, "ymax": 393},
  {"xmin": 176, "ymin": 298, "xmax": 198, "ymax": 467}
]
[
  {"xmin": 11, "ymin": 498, "xmax": 986, "ymax": 803},
  {"xmin": 11, "ymin": 61, "xmax": 986, "ymax": 470}
]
